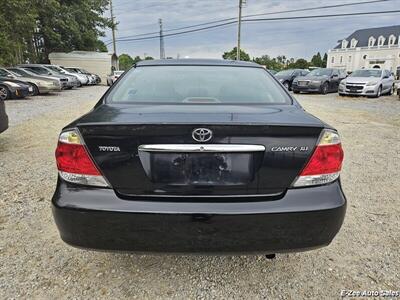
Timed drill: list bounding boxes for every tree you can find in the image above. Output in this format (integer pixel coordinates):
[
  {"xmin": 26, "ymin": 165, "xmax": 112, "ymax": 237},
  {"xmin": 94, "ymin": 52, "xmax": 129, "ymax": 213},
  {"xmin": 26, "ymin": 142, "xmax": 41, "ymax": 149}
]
[
  {"xmin": 222, "ymin": 47, "xmax": 250, "ymax": 61},
  {"xmin": 287, "ymin": 58, "xmax": 309, "ymax": 69},
  {"xmin": 322, "ymin": 53, "xmax": 328, "ymax": 67},
  {"xmin": 253, "ymin": 55, "xmax": 283, "ymax": 71},
  {"xmin": 119, "ymin": 54, "xmax": 134, "ymax": 70},
  {"xmin": 311, "ymin": 52, "xmax": 323, "ymax": 67},
  {"xmin": 96, "ymin": 40, "xmax": 108, "ymax": 52},
  {"xmin": 0, "ymin": 0, "xmax": 38, "ymax": 65},
  {"xmin": 0, "ymin": 0, "xmax": 112, "ymax": 64},
  {"xmin": 144, "ymin": 56, "xmax": 154, "ymax": 60},
  {"xmin": 34, "ymin": 0, "xmax": 112, "ymax": 62}
]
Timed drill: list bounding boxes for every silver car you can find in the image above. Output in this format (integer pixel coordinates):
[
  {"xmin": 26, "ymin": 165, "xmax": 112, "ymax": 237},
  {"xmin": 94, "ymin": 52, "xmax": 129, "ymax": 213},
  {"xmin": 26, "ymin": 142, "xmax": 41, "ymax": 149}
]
[
  {"xmin": 18, "ymin": 64, "xmax": 78, "ymax": 89},
  {"xmin": 107, "ymin": 71, "xmax": 125, "ymax": 86},
  {"xmin": 44, "ymin": 65, "xmax": 89, "ymax": 86},
  {"xmin": 339, "ymin": 69, "xmax": 394, "ymax": 98},
  {"xmin": 2, "ymin": 68, "xmax": 61, "ymax": 95}
]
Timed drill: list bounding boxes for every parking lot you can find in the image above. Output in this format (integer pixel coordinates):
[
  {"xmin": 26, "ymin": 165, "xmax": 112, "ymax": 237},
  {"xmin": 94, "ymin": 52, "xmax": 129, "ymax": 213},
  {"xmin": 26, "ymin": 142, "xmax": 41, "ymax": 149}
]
[{"xmin": 0, "ymin": 87, "xmax": 399, "ymax": 299}]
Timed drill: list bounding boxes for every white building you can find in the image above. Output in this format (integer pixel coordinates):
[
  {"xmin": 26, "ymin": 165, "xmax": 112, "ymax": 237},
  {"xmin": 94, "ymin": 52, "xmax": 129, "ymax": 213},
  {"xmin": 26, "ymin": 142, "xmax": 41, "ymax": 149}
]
[
  {"xmin": 49, "ymin": 51, "xmax": 118, "ymax": 84},
  {"xmin": 327, "ymin": 25, "xmax": 400, "ymax": 74}
]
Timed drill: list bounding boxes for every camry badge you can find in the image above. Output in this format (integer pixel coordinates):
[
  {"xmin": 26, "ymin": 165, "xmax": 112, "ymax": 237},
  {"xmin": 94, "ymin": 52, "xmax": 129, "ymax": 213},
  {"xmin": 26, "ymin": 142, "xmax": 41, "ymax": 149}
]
[{"xmin": 192, "ymin": 128, "xmax": 213, "ymax": 142}]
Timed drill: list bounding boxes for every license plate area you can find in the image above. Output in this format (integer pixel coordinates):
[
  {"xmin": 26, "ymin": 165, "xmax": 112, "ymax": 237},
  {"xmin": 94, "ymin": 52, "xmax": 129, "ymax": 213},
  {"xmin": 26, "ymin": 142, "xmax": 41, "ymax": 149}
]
[{"xmin": 139, "ymin": 152, "xmax": 261, "ymax": 186}]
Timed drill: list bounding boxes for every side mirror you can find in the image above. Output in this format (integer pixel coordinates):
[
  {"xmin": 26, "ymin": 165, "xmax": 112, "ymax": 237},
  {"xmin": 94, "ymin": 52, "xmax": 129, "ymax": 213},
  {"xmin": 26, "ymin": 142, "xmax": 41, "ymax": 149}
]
[
  {"xmin": 332, "ymin": 74, "xmax": 339, "ymax": 78},
  {"xmin": 383, "ymin": 75, "xmax": 389, "ymax": 79}
]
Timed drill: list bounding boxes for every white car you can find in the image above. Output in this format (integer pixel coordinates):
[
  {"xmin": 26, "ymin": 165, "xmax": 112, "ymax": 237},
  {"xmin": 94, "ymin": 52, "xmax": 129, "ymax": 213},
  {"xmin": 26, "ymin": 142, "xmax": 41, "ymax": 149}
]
[
  {"xmin": 339, "ymin": 69, "xmax": 394, "ymax": 98},
  {"xmin": 107, "ymin": 71, "xmax": 124, "ymax": 86}
]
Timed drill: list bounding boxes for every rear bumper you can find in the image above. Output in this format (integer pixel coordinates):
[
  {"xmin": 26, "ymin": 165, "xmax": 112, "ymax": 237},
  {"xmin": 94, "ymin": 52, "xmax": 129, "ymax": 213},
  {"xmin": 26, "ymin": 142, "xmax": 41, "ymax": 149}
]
[
  {"xmin": 38, "ymin": 85, "xmax": 62, "ymax": 94},
  {"xmin": 292, "ymin": 84, "xmax": 321, "ymax": 92},
  {"xmin": 52, "ymin": 180, "xmax": 346, "ymax": 254}
]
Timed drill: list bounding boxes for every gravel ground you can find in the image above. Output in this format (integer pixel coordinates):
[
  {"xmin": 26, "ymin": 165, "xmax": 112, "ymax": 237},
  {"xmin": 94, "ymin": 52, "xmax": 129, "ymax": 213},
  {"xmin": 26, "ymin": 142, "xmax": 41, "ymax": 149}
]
[{"xmin": 0, "ymin": 88, "xmax": 399, "ymax": 299}]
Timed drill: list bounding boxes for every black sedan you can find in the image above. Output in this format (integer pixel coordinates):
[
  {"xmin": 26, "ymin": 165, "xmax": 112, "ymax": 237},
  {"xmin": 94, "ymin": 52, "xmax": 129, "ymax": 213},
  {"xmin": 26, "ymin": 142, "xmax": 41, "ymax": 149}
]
[
  {"xmin": 292, "ymin": 68, "xmax": 347, "ymax": 94},
  {"xmin": 0, "ymin": 95, "xmax": 8, "ymax": 133},
  {"xmin": 0, "ymin": 78, "xmax": 31, "ymax": 100},
  {"xmin": 274, "ymin": 69, "xmax": 309, "ymax": 90},
  {"xmin": 52, "ymin": 59, "xmax": 346, "ymax": 255}
]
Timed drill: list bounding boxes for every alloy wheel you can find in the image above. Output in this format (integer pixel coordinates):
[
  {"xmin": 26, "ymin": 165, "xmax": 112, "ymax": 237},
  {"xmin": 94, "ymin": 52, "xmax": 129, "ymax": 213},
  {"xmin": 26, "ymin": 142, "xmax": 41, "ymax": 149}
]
[{"xmin": 0, "ymin": 87, "xmax": 9, "ymax": 100}]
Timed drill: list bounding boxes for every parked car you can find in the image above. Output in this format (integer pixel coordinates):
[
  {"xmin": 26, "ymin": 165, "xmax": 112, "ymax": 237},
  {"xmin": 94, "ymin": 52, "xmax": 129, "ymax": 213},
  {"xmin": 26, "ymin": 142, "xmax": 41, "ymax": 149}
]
[
  {"xmin": 0, "ymin": 94, "xmax": 8, "ymax": 133},
  {"xmin": 267, "ymin": 69, "xmax": 278, "ymax": 75},
  {"xmin": 52, "ymin": 59, "xmax": 346, "ymax": 255},
  {"xmin": 106, "ymin": 70, "xmax": 124, "ymax": 86},
  {"xmin": 397, "ymin": 82, "xmax": 400, "ymax": 99},
  {"xmin": 339, "ymin": 69, "xmax": 394, "ymax": 98},
  {"xmin": 1, "ymin": 68, "xmax": 61, "ymax": 95},
  {"xmin": 18, "ymin": 64, "xmax": 78, "ymax": 89},
  {"xmin": 44, "ymin": 65, "xmax": 88, "ymax": 87},
  {"xmin": 10, "ymin": 67, "xmax": 67, "ymax": 89},
  {"xmin": 275, "ymin": 69, "xmax": 309, "ymax": 90},
  {"xmin": 292, "ymin": 68, "xmax": 347, "ymax": 94},
  {"xmin": 0, "ymin": 78, "xmax": 31, "ymax": 100},
  {"xmin": 63, "ymin": 67, "xmax": 100, "ymax": 85}
]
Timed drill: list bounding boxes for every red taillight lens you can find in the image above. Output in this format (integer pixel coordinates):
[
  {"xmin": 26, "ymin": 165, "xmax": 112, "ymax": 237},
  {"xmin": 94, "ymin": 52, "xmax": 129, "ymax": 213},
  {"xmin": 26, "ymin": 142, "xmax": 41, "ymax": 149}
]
[
  {"xmin": 56, "ymin": 142, "xmax": 100, "ymax": 176},
  {"xmin": 55, "ymin": 129, "xmax": 108, "ymax": 187},
  {"xmin": 300, "ymin": 143, "xmax": 344, "ymax": 176},
  {"xmin": 292, "ymin": 129, "xmax": 344, "ymax": 187}
]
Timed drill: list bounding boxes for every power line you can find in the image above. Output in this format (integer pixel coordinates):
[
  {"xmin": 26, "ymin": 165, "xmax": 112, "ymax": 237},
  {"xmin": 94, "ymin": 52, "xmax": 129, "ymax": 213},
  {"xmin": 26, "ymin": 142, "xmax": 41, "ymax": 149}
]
[
  {"xmin": 110, "ymin": 0, "xmax": 391, "ymax": 41},
  {"xmin": 106, "ymin": 9, "xmax": 400, "ymax": 44}
]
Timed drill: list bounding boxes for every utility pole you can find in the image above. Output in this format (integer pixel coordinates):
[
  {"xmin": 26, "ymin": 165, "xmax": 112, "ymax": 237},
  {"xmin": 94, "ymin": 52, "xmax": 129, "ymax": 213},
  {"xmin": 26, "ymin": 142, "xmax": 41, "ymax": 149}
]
[
  {"xmin": 110, "ymin": 0, "xmax": 117, "ymax": 57},
  {"xmin": 159, "ymin": 18, "xmax": 165, "ymax": 59},
  {"xmin": 236, "ymin": 0, "xmax": 243, "ymax": 61}
]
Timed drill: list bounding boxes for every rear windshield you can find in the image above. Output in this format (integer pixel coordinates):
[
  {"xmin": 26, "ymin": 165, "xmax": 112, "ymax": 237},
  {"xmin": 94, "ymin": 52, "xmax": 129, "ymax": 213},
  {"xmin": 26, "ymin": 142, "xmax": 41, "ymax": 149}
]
[{"xmin": 107, "ymin": 66, "xmax": 291, "ymax": 104}]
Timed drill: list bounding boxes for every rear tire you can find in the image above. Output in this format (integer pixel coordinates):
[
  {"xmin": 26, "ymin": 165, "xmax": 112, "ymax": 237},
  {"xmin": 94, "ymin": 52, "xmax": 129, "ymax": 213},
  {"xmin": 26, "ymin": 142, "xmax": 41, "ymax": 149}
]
[
  {"xmin": 0, "ymin": 85, "xmax": 11, "ymax": 100},
  {"xmin": 320, "ymin": 82, "xmax": 328, "ymax": 95},
  {"xmin": 283, "ymin": 81, "xmax": 290, "ymax": 90}
]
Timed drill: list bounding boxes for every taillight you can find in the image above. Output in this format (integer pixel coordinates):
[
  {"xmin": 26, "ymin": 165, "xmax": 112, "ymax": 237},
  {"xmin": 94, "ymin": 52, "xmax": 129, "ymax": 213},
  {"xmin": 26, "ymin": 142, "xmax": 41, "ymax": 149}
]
[
  {"xmin": 292, "ymin": 129, "xmax": 344, "ymax": 187},
  {"xmin": 55, "ymin": 129, "xmax": 109, "ymax": 187}
]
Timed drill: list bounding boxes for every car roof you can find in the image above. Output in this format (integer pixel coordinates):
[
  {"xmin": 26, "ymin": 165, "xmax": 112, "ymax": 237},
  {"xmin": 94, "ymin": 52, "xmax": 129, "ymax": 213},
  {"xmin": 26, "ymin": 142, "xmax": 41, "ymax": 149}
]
[{"xmin": 136, "ymin": 59, "xmax": 263, "ymax": 68}]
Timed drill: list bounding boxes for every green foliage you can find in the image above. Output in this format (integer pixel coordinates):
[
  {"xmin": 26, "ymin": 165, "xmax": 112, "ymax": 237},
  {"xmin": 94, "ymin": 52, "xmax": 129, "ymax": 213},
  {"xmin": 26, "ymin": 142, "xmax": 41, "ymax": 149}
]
[
  {"xmin": 311, "ymin": 52, "xmax": 326, "ymax": 68},
  {"xmin": 0, "ymin": 0, "xmax": 111, "ymax": 65},
  {"xmin": 322, "ymin": 53, "xmax": 328, "ymax": 67},
  {"xmin": 287, "ymin": 58, "xmax": 310, "ymax": 69},
  {"xmin": 222, "ymin": 47, "xmax": 250, "ymax": 61},
  {"xmin": 96, "ymin": 40, "xmax": 109, "ymax": 52},
  {"xmin": 253, "ymin": 55, "xmax": 282, "ymax": 71},
  {"xmin": 119, "ymin": 54, "xmax": 134, "ymax": 70}
]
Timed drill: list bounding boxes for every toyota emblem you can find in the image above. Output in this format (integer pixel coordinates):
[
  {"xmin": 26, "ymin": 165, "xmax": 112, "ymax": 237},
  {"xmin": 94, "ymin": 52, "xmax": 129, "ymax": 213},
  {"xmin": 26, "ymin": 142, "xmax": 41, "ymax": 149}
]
[{"xmin": 192, "ymin": 128, "xmax": 213, "ymax": 142}]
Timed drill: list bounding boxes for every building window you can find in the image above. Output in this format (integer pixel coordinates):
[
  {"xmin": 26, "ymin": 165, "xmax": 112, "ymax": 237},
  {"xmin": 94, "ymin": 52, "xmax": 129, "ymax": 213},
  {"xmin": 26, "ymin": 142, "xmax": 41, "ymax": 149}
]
[
  {"xmin": 350, "ymin": 38, "xmax": 358, "ymax": 48},
  {"xmin": 378, "ymin": 36, "xmax": 385, "ymax": 47},
  {"xmin": 340, "ymin": 56, "xmax": 343, "ymax": 63},
  {"xmin": 388, "ymin": 35, "xmax": 396, "ymax": 46},
  {"xmin": 348, "ymin": 56, "xmax": 352, "ymax": 62},
  {"xmin": 368, "ymin": 36, "xmax": 375, "ymax": 47},
  {"xmin": 341, "ymin": 39, "xmax": 348, "ymax": 49},
  {"xmin": 331, "ymin": 56, "xmax": 334, "ymax": 63}
]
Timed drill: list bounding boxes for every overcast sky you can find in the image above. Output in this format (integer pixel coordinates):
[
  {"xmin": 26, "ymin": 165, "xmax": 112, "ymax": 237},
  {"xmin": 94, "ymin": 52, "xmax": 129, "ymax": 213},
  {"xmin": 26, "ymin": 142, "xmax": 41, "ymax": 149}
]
[{"xmin": 101, "ymin": 0, "xmax": 400, "ymax": 60}]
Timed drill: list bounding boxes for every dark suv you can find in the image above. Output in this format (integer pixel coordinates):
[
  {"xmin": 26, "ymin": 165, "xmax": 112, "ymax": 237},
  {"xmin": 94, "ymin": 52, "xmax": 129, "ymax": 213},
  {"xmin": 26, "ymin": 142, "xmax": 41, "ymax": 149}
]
[{"xmin": 292, "ymin": 68, "xmax": 347, "ymax": 94}]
